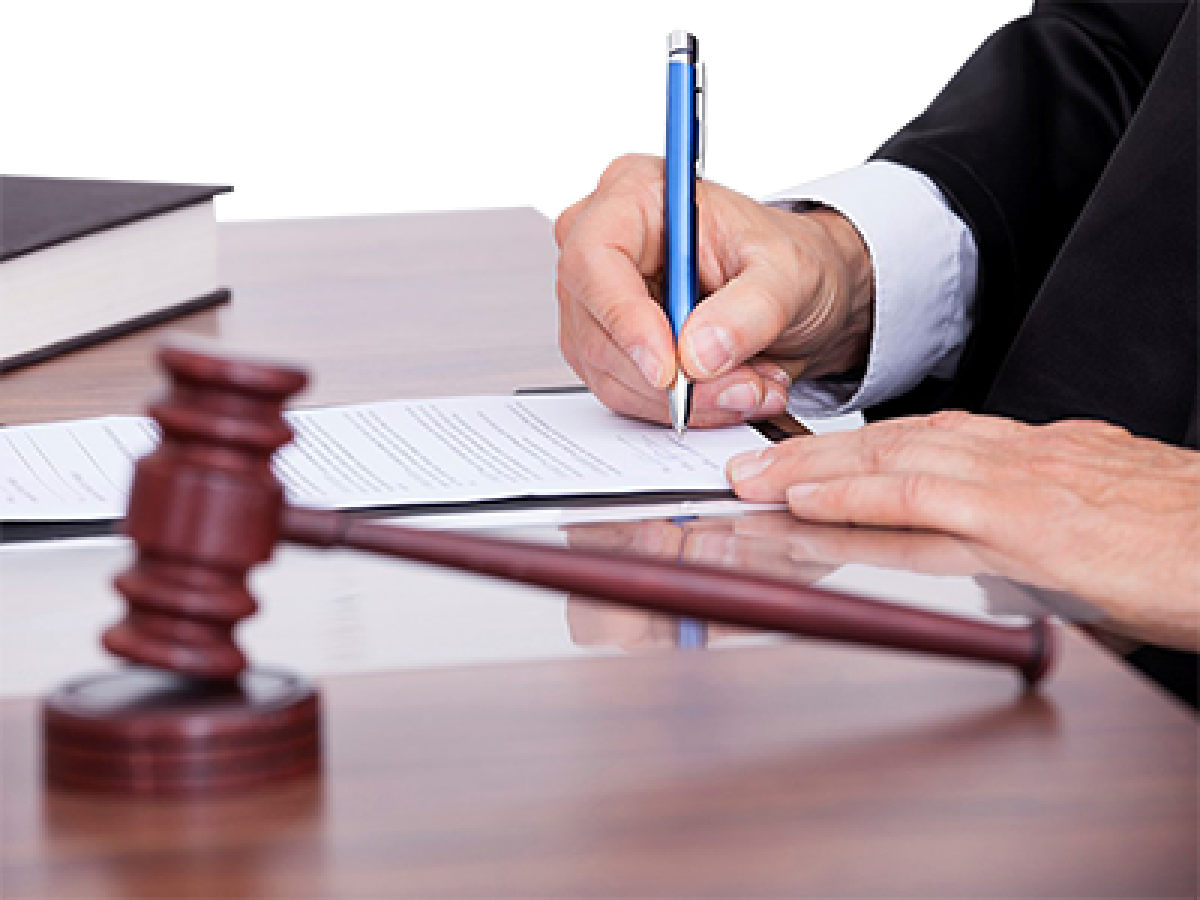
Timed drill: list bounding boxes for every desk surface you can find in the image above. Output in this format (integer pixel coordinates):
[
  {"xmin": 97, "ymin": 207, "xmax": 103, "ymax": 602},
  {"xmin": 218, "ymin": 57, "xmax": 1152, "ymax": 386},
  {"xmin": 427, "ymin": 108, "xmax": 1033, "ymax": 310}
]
[
  {"xmin": 2, "ymin": 208, "xmax": 1196, "ymax": 898},
  {"xmin": 0, "ymin": 207, "xmax": 573, "ymax": 425}
]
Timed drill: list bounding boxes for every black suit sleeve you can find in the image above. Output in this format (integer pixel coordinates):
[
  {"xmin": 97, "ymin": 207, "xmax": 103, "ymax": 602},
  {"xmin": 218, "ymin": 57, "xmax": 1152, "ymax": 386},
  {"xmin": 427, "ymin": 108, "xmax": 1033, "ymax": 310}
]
[{"xmin": 868, "ymin": 1, "xmax": 1192, "ymax": 416}]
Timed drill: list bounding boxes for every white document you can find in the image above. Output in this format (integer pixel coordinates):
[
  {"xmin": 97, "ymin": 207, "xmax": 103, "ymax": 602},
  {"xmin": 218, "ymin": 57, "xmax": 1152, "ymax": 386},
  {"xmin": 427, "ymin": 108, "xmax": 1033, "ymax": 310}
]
[{"xmin": 1, "ymin": 393, "xmax": 785, "ymax": 522}]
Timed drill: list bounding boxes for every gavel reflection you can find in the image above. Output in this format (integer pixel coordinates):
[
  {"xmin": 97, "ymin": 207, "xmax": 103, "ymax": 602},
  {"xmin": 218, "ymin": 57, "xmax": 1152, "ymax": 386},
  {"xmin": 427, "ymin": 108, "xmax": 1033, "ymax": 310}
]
[{"xmin": 105, "ymin": 344, "xmax": 1057, "ymax": 686}]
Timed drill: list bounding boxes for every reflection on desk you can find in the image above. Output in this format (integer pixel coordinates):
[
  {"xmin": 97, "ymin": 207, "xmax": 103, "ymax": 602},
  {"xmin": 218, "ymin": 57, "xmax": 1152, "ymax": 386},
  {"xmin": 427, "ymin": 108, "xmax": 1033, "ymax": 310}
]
[{"xmin": 1, "ymin": 507, "xmax": 1078, "ymax": 700}]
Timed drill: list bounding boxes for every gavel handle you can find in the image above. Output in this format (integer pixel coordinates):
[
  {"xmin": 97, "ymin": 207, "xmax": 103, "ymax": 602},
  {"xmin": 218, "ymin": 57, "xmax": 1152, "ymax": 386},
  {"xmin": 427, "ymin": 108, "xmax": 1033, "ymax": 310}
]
[{"xmin": 281, "ymin": 506, "xmax": 1057, "ymax": 685}]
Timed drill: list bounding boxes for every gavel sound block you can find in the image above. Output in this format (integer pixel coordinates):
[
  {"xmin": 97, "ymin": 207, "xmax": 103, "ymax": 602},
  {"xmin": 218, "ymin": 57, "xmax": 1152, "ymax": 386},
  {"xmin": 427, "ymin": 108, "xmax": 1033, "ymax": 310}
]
[{"xmin": 43, "ymin": 346, "xmax": 1058, "ymax": 795}]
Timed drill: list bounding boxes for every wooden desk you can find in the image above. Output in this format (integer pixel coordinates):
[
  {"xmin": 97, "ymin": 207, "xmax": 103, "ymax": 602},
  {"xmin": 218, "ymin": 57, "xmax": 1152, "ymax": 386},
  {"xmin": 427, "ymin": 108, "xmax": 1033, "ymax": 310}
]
[
  {"xmin": 0, "ymin": 208, "xmax": 574, "ymax": 425},
  {"xmin": 2, "ymin": 209, "xmax": 1196, "ymax": 898}
]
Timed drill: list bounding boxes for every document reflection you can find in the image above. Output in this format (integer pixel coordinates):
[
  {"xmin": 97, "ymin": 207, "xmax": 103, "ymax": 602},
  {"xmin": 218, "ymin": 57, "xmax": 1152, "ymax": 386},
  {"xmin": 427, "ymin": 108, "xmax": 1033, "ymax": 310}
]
[
  {"xmin": 562, "ymin": 513, "xmax": 836, "ymax": 652},
  {"xmin": 561, "ymin": 511, "xmax": 1115, "ymax": 654}
]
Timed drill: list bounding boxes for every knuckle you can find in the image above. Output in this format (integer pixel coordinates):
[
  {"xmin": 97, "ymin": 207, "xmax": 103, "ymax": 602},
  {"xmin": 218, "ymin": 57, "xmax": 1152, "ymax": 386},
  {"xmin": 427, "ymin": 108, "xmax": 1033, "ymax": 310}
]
[
  {"xmin": 1058, "ymin": 417, "xmax": 1117, "ymax": 431},
  {"xmin": 1026, "ymin": 453, "xmax": 1078, "ymax": 482},
  {"xmin": 925, "ymin": 409, "xmax": 974, "ymax": 430},
  {"xmin": 772, "ymin": 230, "xmax": 826, "ymax": 293},
  {"xmin": 749, "ymin": 232, "xmax": 806, "ymax": 288},
  {"xmin": 590, "ymin": 288, "xmax": 637, "ymax": 343},
  {"xmin": 899, "ymin": 473, "xmax": 936, "ymax": 516},
  {"xmin": 1079, "ymin": 420, "xmax": 1131, "ymax": 440},
  {"xmin": 1027, "ymin": 425, "xmax": 1076, "ymax": 450},
  {"xmin": 861, "ymin": 428, "xmax": 912, "ymax": 473},
  {"xmin": 1043, "ymin": 418, "xmax": 1128, "ymax": 441},
  {"xmin": 600, "ymin": 153, "xmax": 660, "ymax": 190},
  {"xmin": 553, "ymin": 201, "xmax": 581, "ymax": 248}
]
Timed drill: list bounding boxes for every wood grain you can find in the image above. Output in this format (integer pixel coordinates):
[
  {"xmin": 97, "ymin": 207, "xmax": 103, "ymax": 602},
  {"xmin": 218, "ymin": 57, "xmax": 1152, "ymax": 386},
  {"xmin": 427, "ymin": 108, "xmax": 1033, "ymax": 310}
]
[
  {"xmin": 0, "ymin": 208, "xmax": 574, "ymax": 425},
  {"xmin": 3, "ymin": 631, "xmax": 1197, "ymax": 899},
  {"xmin": 1, "ymin": 209, "xmax": 1196, "ymax": 898}
]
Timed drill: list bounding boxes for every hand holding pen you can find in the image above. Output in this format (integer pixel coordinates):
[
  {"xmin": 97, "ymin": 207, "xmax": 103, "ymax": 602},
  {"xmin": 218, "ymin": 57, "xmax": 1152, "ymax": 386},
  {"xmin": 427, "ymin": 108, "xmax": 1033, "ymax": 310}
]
[{"xmin": 554, "ymin": 51, "xmax": 875, "ymax": 431}]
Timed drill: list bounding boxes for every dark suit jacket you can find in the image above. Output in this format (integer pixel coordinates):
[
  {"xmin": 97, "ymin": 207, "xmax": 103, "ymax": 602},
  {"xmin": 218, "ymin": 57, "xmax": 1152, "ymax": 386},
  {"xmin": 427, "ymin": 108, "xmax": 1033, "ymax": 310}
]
[
  {"xmin": 870, "ymin": 1, "xmax": 1197, "ymax": 449},
  {"xmin": 868, "ymin": 1, "xmax": 1197, "ymax": 706}
]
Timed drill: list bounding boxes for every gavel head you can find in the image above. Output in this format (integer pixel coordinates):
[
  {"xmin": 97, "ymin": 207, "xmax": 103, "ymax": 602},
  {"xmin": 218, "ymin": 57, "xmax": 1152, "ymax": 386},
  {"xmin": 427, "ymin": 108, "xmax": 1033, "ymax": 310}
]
[{"xmin": 103, "ymin": 344, "xmax": 309, "ymax": 681}]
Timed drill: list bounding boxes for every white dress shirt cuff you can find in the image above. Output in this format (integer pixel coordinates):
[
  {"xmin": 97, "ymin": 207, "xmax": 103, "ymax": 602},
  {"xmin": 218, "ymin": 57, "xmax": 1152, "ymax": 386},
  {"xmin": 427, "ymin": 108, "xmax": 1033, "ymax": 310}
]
[{"xmin": 763, "ymin": 160, "xmax": 978, "ymax": 417}]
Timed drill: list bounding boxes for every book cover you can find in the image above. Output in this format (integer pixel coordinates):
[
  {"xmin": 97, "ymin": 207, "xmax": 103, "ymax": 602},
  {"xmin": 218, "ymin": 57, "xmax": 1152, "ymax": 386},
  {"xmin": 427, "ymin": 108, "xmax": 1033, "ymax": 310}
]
[
  {"xmin": 1, "ymin": 176, "xmax": 231, "ymax": 261},
  {"xmin": 0, "ymin": 176, "xmax": 233, "ymax": 371}
]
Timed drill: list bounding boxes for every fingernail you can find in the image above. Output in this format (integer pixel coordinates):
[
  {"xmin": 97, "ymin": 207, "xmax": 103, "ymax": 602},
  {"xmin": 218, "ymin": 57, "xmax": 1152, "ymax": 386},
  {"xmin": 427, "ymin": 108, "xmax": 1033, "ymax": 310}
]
[
  {"xmin": 759, "ymin": 383, "xmax": 789, "ymax": 416},
  {"xmin": 716, "ymin": 382, "xmax": 761, "ymax": 413},
  {"xmin": 728, "ymin": 447, "xmax": 773, "ymax": 482},
  {"xmin": 628, "ymin": 345, "xmax": 662, "ymax": 388},
  {"xmin": 686, "ymin": 326, "xmax": 735, "ymax": 377},
  {"xmin": 786, "ymin": 483, "xmax": 820, "ymax": 505},
  {"xmin": 763, "ymin": 364, "xmax": 792, "ymax": 387}
]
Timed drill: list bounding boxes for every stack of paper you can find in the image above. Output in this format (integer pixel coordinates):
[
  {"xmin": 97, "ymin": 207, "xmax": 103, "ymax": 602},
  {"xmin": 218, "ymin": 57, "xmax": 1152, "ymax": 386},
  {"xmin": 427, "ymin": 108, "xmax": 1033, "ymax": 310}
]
[{"xmin": 2, "ymin": 393, "xmax": 790, "ymax": 525}]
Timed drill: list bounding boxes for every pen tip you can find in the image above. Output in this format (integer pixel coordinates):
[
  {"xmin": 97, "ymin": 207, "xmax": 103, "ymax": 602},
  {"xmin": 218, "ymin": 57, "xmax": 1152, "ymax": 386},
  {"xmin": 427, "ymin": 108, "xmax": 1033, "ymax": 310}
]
[{"xmin": 669, "ymin": 369, "xmax": 690, "ymax": 436}]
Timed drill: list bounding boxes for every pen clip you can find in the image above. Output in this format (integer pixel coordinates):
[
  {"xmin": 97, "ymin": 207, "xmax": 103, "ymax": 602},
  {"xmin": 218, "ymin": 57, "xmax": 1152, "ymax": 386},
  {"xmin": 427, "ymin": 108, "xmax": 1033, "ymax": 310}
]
[{"xmin": 695, "ymin": 61, "xmax": 706, "ymax": 179}]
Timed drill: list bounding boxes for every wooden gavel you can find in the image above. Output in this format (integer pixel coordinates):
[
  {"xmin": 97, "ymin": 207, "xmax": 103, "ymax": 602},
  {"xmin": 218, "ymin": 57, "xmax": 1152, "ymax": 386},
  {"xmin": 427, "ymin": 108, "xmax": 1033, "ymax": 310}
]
[{"xmin": 104, "ymin": 344, "xmax": 1058, "ymax": 687}]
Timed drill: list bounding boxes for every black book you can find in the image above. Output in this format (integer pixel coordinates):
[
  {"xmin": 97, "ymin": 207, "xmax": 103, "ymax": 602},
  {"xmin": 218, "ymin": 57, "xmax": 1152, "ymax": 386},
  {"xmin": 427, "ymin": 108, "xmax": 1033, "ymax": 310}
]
[{"xmin": 0, "ymin": 176, "xmax": 232, "ymax": 372}]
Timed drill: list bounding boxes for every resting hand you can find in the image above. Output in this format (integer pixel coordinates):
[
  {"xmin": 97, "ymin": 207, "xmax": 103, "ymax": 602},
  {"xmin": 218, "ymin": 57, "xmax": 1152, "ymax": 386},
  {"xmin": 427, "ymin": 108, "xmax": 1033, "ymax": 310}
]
[
  {"xmin": 554, "ymin": 154, "xmax": 873, "ymax": 427},
  {"xmin": 726, "ymin": 413, "xmax": 1200, "ymax": 650}
]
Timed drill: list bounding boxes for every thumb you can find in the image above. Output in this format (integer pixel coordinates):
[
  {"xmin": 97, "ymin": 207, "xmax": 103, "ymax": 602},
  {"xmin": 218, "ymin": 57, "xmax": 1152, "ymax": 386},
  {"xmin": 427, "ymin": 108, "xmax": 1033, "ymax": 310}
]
[{"xmin": 679, "ymin": 261, "xmax": 804, "ymax": 380}]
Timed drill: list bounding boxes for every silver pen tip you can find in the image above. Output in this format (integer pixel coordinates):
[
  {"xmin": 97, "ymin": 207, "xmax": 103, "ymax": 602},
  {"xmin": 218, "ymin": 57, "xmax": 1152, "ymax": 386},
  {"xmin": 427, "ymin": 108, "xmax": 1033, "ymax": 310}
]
[{"xmin": 669, "ymin": 368, "xmax": 691, "ymax": 435}]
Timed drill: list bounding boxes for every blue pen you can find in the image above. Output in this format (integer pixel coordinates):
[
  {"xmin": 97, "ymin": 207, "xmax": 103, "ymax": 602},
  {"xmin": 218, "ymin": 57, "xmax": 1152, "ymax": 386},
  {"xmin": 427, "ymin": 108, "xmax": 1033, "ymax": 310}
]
[{"xmin": 665, "ymin": 30, "xmax": 705, "ymax": 435}]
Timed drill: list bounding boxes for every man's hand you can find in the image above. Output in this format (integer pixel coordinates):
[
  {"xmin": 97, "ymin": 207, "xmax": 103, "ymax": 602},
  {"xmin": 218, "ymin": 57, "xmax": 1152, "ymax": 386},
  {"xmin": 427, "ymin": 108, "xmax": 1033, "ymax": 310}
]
[
  {"xmin": 561, "ymin": 518, "xmax": 774, "ymax": 650},
  {"xmin": 726, "ymin": 413, "xmax": 1200, "ymax": 650},
  {"xmin": 554, "ymin": 154, "xmax": 874, "ymax": 427}
]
